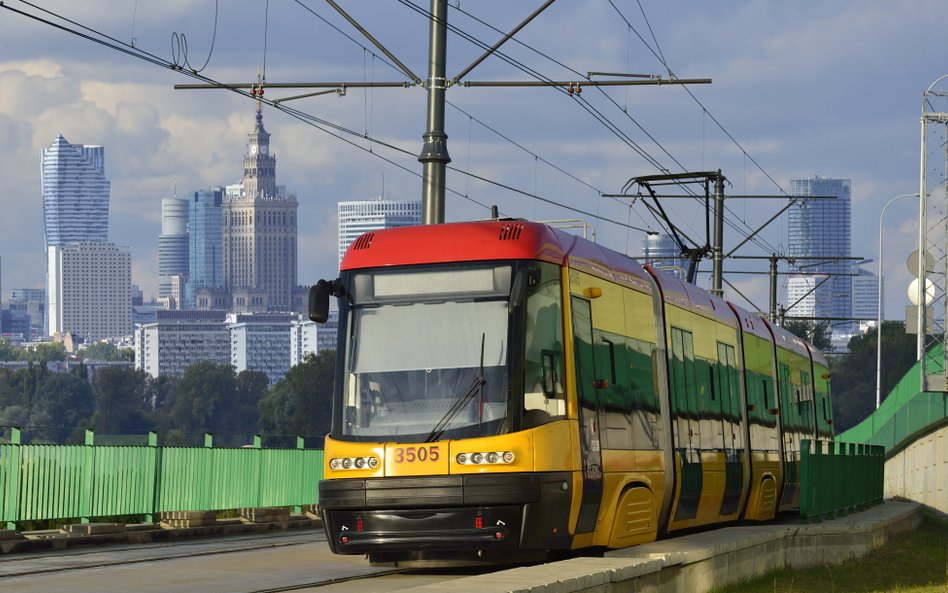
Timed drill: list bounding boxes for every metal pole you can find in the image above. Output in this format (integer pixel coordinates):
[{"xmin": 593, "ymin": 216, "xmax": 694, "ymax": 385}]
[
  {"xmin": 918, "ymin": 94, "xmax": 930, "ymax": 390},
  {"xmin": 711, "ymin": 171, "xmax": 725, "ymax": 297},
  {"xmin": 877, "ymin": 193, "xmax": 917, "ymax": 409},
  {"xmin": 769, "ymin": 255, "xmax": 778, "ymax": 323},
  {"xmin": 419, "ymin": 0, "xmax": 451, "ymax": 225}
]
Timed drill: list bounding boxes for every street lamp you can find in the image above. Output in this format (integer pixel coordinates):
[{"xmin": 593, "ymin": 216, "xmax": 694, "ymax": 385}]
[{"xmin": 876, "ymin": 192, "xmax": 918, "ymax": 409}]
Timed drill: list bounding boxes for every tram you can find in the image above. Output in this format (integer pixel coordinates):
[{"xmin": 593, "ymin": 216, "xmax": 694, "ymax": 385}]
[{"xmin": 309, "ymin": 220, "xmax": 833, "ymax": 566}]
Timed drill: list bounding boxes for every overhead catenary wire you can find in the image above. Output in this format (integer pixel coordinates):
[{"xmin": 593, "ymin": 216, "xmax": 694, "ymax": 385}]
[
  {"xmin": 6, "ymin": 0, "xmax": 733, "ymax": 241},
  {"xmin": 447, "ymin": 1, "xmax": 782, "ymax": 256}
]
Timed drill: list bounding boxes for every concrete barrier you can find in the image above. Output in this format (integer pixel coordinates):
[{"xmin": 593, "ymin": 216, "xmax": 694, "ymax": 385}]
[
  {"xmin": 885, "ymin": 423, "xmax": 948, "ymax": 514},
  {"xmin": 401, "ymin": 501, "xmax": 921, "ymax": 593}
]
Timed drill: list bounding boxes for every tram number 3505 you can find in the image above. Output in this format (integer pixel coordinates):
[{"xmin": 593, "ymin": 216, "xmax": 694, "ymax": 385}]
[{"xmin": 392, "ymin": 445, "xmax": 440, "ymax": 463}]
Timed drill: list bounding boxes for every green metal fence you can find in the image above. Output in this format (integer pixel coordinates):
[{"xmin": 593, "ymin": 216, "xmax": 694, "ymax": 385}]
[
  {"xmin": 800, "ymin": 439, "xmax": 884, "ymax": 520},
  {"xmin": 0, "ymin": 429, "xmax": 323, "ymax": 530},
  {"xmin": 838, "ymin": 342, "xmax": 948, "ymax": 456}
]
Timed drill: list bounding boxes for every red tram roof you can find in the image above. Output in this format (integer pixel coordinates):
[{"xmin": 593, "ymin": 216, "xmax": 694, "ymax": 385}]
[
  {"xmin": 341, "ymin": 220, "xmax": 657, "ymax": 294},
  {"xmin": 340, "ymin": 221, "xmax": 568, "ymax": 270}
]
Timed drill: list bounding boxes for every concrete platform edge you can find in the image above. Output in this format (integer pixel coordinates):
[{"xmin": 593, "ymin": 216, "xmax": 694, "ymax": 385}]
[{"xmin": 399, "ymin": 501, "xmax": 921, "ymax": 593}]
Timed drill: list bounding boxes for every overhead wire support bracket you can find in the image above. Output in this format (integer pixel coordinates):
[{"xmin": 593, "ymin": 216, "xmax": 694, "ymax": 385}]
[
  {"xmin": 451, "ymin": 0, "xmax": 557, "ymax": 86},
  {"xmin": 615, "ymin": 171, "xmax": 725, "ymax": 286},
  {"xmin": 322, "ymin": 0, "xmax": 421, "ymax": 84}
]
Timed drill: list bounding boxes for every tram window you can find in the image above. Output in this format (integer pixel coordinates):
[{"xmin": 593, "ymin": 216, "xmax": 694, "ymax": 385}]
[
  {"xmin": 523, "ymin": 263, "xmax": 565, "ymax": 423},
  {"xmin": 709, "ymin": 367, "xmax": 716, "ymax": 401}
]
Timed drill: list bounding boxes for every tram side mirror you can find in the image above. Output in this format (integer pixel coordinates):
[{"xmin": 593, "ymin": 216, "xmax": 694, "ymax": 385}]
[
  {"xmin": 508, "ymin": 267, "xmax": 539, "ymax": 313},
  {"xmin": 309, "ymin": 279, "xmax": 341, "ymax": 323}
]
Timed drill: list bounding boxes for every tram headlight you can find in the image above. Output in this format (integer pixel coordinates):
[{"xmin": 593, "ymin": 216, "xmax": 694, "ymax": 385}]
[
  {"xmin": 455, "ymin": 450, "xmax": 515, "ymax": 465},
  {"xmin": 329, "ymin": 456, "xmax": 380, "ymax": 471}
]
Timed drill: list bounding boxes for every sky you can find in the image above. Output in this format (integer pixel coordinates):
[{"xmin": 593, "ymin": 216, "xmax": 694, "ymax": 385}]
[{"xmin": 0, "ymin": 0, "xmax": 946, "ymax": 322}]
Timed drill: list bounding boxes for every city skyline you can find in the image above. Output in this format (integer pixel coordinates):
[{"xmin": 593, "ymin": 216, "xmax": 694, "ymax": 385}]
[{"xmin": 0, "ymin": 1, "xmax": 945, "ymax": 320}]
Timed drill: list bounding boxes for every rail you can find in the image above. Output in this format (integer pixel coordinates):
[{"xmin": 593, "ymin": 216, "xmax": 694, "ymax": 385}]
[
  {"xmin": 0, "ymin": 429, "xmax": 322, "ymax": 530},
  {"xmin": 800, "ymin": 438, "xmax": 884, "ymax": 520}
]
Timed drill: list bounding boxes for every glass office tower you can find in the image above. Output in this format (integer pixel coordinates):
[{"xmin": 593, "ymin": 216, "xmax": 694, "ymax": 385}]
[
  {"xmin": 186, "ymin": 188, "xmax": 224, "ymax": 308},
  {"xmin": 787, "ymin": 176, "xmax": 853, "ymax": 339}
]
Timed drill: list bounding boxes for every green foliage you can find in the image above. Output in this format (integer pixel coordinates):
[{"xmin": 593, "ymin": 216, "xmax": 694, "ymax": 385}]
[
  {"xmin": 0, "ymin": 340, "xmax": 70, "ymax": 363},
  {"xmin": 233, "ymin": 370, "xmax": 269, "ymax": 436},
  {"xmin": 18, "ymin": 342, "xmax": 67, "ymax": 363},
  {"xmin": 81, "ymin": 341, "xmax": 134, "ymax": 362},
  {"xmin": 0, "ymin": 339, "xmax": 17, "ymax": 361},
  {"xmin": 782, "ymin": 320, "xmax": 832, "ymax": 351},
  {"xmin": 144, "ymin": 374, "xmax": 176, "ymax": 412},
  {"xmin": 0, "ymin": 363, "xmax": 49, "ymax": 409},
  {"xmin": 91, "ymin": 367, "xmax": 153, "ymax": 435},
  {"xmin": 170, "ymin": 361, "xmax": 240, "ymax": 444},
  {"xmin": 258, "ymin": 350, "xmax": 335, "ymax": 446},
  {"xmin": 0, "ymin": 350, "xmax": 334, "ymax": 445},
  {"xmin": 829, "ymin": 321, "xmax": 916, "ymax": 433},
  {"xmin": 32, "ymin": 372, "xmax": 95, "ymax": 443}
]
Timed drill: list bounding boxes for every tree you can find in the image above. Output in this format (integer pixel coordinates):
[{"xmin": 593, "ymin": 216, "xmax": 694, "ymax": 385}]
[
  {"xmin": 91, "ymin": 367, "xmax": 152, "ymax": 435},
  {"xmin": 32, "ymin": 372, "xmax": 95, "ymax": 443},
  {"xmin": 170, "ymin": 361, "xmax": 237, "ymax": 443},
  {"xmin": 0, "ymin": 363, "xmax": 50, "ymax": 409},
  {"xmin": 144, "ymin": 374, "xmax": 177, "ymax": 412},
  {"xmin": 0, "ymin": 405, "xmax": 30, "ymax": 440},
  {"xmin": 782, "ymin": 320, "xmax": 832, "ymax": 352},
  {"xmin": 233, "ymin": 370, "xmax": 269, "ymax": 437},
  {"xmin": 258, "ymin": 351, "xmax": 335, "ymax": 446},
  {"xmin": 18, "ymin": 342, "xmax": 66, "ymax": 363},
  {"xmin": 0, "ymin": 339, "xmax": 17, "ymax": 361},
  {"xmin": 829, "ymin": 321, "xmax": 916, "ymax": 432},
  {"xmin": 82, "ymin": 342, "xmax": 133, "ymax": 362}
]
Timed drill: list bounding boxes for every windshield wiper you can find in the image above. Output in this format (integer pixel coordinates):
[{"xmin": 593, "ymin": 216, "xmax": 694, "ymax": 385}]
[{"xmin": 425, "ymin": 334, "xmax": 486, "ymax": 443}]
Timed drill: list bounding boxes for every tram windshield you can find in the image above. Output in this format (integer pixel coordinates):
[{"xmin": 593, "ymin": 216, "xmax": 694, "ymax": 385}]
[{"xmin": 340, "ymin": 264, "xmax": 513, "ymax": 442}]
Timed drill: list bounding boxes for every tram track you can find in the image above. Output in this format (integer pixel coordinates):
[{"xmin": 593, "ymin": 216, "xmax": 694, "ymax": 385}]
[
  {"xmin": 0, "ymin": 531, "xmax": 323, "ymax": 578},
  {"xmin": 243, "ymin": 569, "xmax": 406, "ymax": 593}
]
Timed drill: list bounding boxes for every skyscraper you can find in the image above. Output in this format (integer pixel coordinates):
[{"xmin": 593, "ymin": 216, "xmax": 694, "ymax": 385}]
[
  {"xmin": 642, "ymin": 232, "xmax": 688, "ymax": 279},
  {"xmin": 787, "ymin": 176, "xmax": 852, "ymax": 338},
  {"xmin": 187, "ymin": 187, "xmax": 224, "ymax": 308},
  {"xmin": 48, "ymin": 242, "xmax": 131, "ymax": 340},
  {"xmin": 41, "ymin": 136, "xmax": 110, "ymax": 248},
  {"xmin": 158, "ymin": 196, "xmax": 189, "ymax": 302},
  {"xmin": 337, "ymin": 198, "xmax": 422, "ymax": 267},
  {"xmin": 852, "ymin": 268, "xmax": 880, "ymax": 332},
  {"xmin": 41, "ymin": 135, "xmax": 112, "ymax": 336},
  {"xmin": 222, "ymin": 107, "xmax": 298, "ymax": 312}
]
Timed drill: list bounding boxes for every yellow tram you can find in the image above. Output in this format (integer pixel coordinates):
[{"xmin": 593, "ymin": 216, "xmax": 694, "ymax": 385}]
[{"xmin": 309, "ymin": 220, "xmax": 833, "ymax": 566}]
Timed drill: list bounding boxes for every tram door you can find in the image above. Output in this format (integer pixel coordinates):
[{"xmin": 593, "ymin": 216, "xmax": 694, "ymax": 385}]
[{"xmin": 571, "ymin": 296, "xmax": 603, "ymax": 534}]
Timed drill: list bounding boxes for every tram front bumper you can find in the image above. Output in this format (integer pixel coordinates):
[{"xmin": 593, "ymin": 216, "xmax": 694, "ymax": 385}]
[
  {"xmin": 325, "ymin": 506, "xmax": 519, "ymax": 553},
  {"xmin": 318, "ymin": 472, "xmax": 572, "ymax": 554}
]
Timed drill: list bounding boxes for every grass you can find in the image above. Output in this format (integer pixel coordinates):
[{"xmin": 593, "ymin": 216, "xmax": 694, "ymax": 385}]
[{"xmin": 711, "ymin": 511, "xmax": 948, "ymax": 593}]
